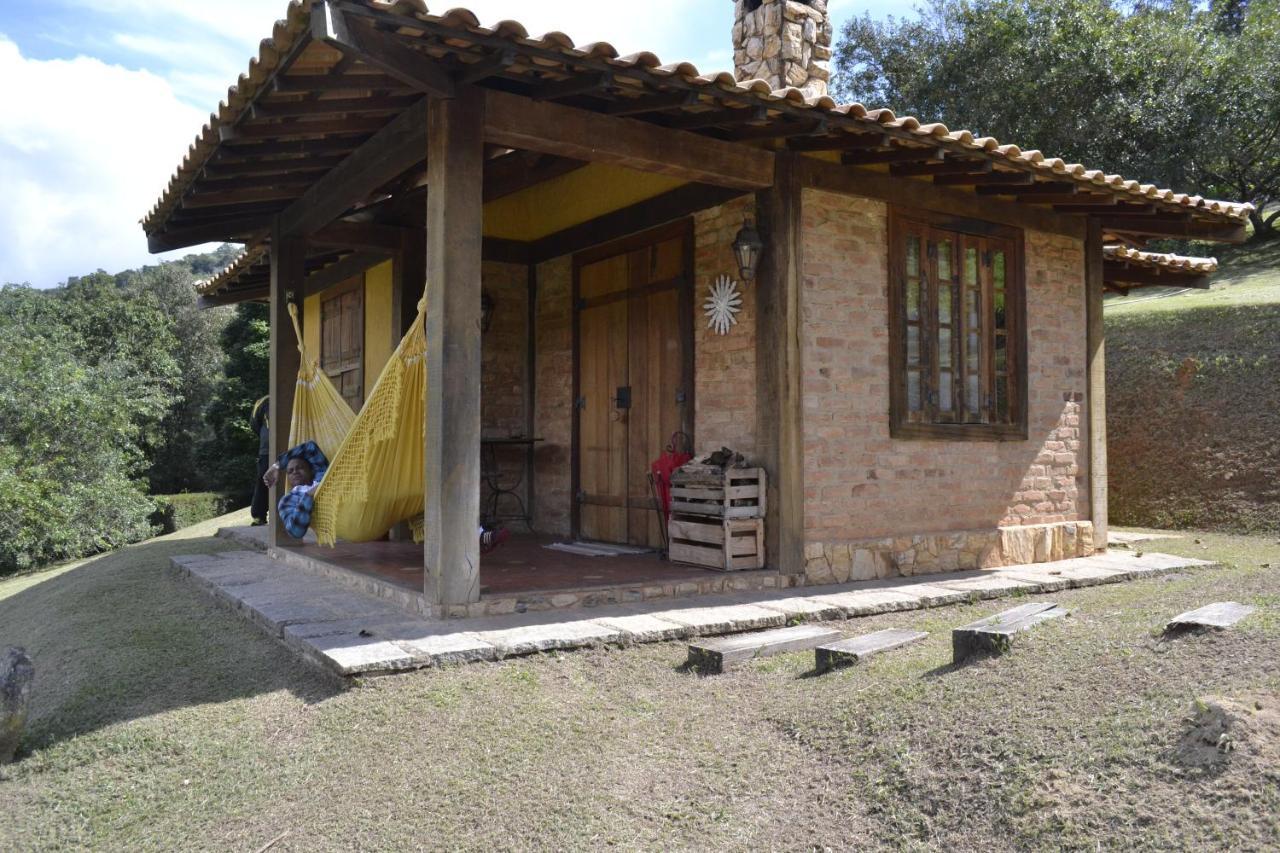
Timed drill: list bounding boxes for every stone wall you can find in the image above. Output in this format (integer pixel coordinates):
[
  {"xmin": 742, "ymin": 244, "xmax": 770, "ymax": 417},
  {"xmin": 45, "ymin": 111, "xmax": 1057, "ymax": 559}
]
[
  {"xmin": 797, "ymin": 188, "xmax": 1091, "ymax": 583},
  {"xmin": 732, "ymin": 0, "xmax": 833, "ymax": 97}
]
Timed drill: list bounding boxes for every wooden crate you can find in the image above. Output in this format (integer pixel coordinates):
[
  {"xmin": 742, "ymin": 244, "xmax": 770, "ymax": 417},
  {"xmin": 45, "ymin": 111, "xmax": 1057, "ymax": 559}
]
[
  {"xmin": 668, "ymin": 466, "xmax": 766, "ymax": 519},
  {"xmin": 668, "ymin": 516, "xmax": 765, "ymax": 571}
]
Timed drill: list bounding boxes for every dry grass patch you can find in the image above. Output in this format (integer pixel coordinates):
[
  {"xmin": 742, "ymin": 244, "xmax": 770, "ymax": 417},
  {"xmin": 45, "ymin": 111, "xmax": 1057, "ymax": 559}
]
[{"xmin": 1, "ymin": 528, "xmax": 1279, "ymax": 850}]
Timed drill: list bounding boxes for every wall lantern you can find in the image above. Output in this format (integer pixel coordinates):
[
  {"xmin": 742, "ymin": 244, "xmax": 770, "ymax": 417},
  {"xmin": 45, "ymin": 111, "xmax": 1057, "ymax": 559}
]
[
  {"xmin": 732, "ymin": 215, "xmax": 764, "ymax": 282},
  {"xmin": 481, "ymin": 290, "xmax": 495, "ymax": 333}
]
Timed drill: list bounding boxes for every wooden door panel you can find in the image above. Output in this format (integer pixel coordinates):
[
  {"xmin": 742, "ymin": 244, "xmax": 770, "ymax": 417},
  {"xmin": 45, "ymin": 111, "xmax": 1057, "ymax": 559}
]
[{"xmin": 578, "ymin": 293, "xmax": 628, "ymax": 543}]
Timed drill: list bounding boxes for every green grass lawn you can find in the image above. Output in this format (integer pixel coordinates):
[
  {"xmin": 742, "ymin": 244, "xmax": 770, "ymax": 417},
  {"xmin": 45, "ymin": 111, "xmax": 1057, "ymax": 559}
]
[{"xmin": 2, "ymin": 523, "xmax": 1280, "ymax": 850}]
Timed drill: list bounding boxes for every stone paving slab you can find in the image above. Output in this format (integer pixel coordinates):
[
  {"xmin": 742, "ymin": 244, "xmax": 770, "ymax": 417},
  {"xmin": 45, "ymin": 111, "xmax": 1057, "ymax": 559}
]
[{"xmin": 170, "ymin": 549, "xmax": 1217, "ymax": 677}]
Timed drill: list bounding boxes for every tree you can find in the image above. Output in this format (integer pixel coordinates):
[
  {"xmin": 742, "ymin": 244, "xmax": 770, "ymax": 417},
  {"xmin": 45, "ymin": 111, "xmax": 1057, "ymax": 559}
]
[
  {"xmin": 833, "ymin": 0, "xmax": 1280, "ymax": 236},
  {"xmin": 0, "ymin": 287, "xmax": 160, "ymax": 571},
  {"xmin": 201, "ymin": 302, "xmax": 270, "ymax": 498}
]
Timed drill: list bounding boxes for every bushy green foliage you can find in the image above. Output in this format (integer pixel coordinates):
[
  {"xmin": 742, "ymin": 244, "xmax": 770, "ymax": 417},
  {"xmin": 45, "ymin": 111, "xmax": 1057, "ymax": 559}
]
[
  {"xmin": 150, "ymin": 492, "xmax": 238, "ymax": 534},
  {"xmin": 0, "ymin": 287, "xmax": 161, "ymax": 571},
  {"xmin": 833, "ymin": 0, "xmax": 1280, "ymax": 234},
  {"xmin": 201, "ymin": 302, "xmax": 270, "ymax": 498}
]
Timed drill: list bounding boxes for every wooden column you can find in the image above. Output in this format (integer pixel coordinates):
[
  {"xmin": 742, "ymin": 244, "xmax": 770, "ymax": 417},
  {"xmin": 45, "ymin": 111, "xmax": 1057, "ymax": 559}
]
[
  {"xmin": 423, "ymin": 94, "xmax": 485, "ymax": 609},
  {"xmin": 755, "ymin": 153, "xmax": 805, "ymax": 576},
  {"xmin": 268, "ymin": 223, "xmax": 306, "ymax": 548},
  {"xmin": 1085, "ymin": 219, "xmax": 1108, "ymax": 551}
]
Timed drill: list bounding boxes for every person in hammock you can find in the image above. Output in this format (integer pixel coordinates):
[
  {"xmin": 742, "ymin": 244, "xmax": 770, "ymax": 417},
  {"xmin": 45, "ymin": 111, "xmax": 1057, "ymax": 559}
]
[
  {"xmin": 262, "ymin": 440, "xmax": 329, "ymax": 540},
  {"xmin": 263, "ymin": 440, "xmax": 511, "ymax": 551}
]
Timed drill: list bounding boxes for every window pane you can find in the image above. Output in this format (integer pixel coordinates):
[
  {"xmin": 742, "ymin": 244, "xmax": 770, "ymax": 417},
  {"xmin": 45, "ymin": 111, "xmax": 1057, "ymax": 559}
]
[
  {"xmin": 907, "ymin": 236, "xmax": 920, "ymax": 278},
  {"xmin": 966, "ymin": 374, "xmax": 980, "ymax": 416},
  {"xmin": 907, "ymin": 279, "xmax": 921, "ymax": 321},
  {"xmin": 994, "ymin": 251, "xmax": 1006, "ymax": 290},
  {"xmin": 937, "ymin": 240, "xmax": 952, "ymax": 282},
  {"xmin": 938, "ymin": 327, "xmax": 952, "ymax": 368},
  {"xmin": 907, "ymin": 325, "xmax": 920, "ymax": 364},
  {"xmin": 964, "ymin": 247, "xmax": 978, "ymax": 287},
  {"xmin": 938, "ymin": 281, "xmax": 953, "ymax": 324},
  {"xmin": 995, "ymin": 334, "xmax": 1007, "ymax": 372},
  {"xmin": 967, "ymin": 331, "xmax": 979, "ymax": 365},
  {"xmin": 994, "ymin": 289, "xmax": 1007, "ymax": 331},
  {"xmin": 907, "ymin": 371, "xmax": 922, "ymax": 412},
  {"xmin": 939, "ymin": 372, "xmax": 953, "ymax": 411},
  {"xmin": 966, "ymin": 289, "xmax": 978, "ymax": 329}
]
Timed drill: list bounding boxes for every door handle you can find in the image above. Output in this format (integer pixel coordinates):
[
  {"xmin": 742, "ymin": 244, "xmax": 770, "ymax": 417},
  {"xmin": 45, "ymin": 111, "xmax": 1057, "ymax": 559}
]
[{"xmin": 611, "ymin": 386, "xmax": 632, "ymax": 410}]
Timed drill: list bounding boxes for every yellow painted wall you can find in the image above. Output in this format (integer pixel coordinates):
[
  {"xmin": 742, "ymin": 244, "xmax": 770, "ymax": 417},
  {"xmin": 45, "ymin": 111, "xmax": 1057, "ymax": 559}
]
[
  {"xmin": 364, "ymin": 260, "xmax": 394, "ymax": 381},
  {"xmin": 483, "ymin": 163, "xmax": 686, "ymax": 241}
]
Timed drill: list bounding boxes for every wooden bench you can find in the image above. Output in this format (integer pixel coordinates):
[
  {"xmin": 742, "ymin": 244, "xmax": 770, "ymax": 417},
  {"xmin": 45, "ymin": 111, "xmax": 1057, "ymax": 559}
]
[
  {"xmin": 687, "ymin": 624, "xmax": 841, "ymax": 674},
  {"xmin": 952, "ymin": 602, "xmax": 1067, "ymax": 663},
  {"xmin": 815, "ymin": 628, "xmax": 928, "ymax": 673}
]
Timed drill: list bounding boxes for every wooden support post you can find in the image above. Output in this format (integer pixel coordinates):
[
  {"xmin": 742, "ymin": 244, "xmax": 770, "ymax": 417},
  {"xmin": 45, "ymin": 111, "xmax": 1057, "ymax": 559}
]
[
  {"xmin": 423, "ymin": 94, "xmax": 485, "ymax": 609},
  {"xmin": 755, "ymin": 153, "xmax": 805, "ymax": 576},
  {"xmin": 268, "ymin": 222, "xmax": 306, "ymax": 548},
  {"xmin": 1085, "ymin": 219, "xmax": 1108, "ymax": 552}
]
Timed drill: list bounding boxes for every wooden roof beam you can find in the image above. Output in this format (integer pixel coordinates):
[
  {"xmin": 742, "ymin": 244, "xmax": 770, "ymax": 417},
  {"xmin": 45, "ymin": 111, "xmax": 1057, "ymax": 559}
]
[
  {"xmin": 842, "ymin": 147, "xmax": 946, "ymax": 166},
  {"xmin": 1099, "ymin": 216, "xmax": 1248, "ymax": 243},
  {"xmin": 666, "ymin": 104, "xmax": 769, "ymax": 131},
  {"xmin": 147, "ymin": 221, "xmax": 270, "ymax": 254},
  {"xmin": 484, "ymin": 88, "xmax": 774, "ymax": 190},
  {"xmin": 277, "ymin": 97, "xmax": 429, "ymax": 237},
  {"xmin": 730, "ymin": 118, "xmax": 828, "ymax": 142},
  {"xmin": 249, "ymin": 95, "xmax": 419, "ymax": 119},
  {"xmin": 891, "ymin": 158, "xmax": 992, "ymax": 177},
  {"xmin": 606, "ymin": 90, "xmax": 699, "ymax": 117},
  {"xmin": 271, "ymin": 72, "xmax": 413, "ymax": 94},
  {"xmin": 933, "ymin": 170, "xmax": 1034, "ymax": 187},
  {"xmin": 1103, "ymin": 264, "xmax": 1211, "ymax": 288},
  {"xmin": 201, "ymin": 158, "xmax": 346, "ymax": 180},
  {"xmin": 452, "ymin": 49, "xmax": 517, "ymax": 86},
  {"xmin": 312, "ymin": 1, "xmax": 456, "ymax": 98},
  {"xmin": 788, "ymin": 130, "xmax": 889, "ymax": 152},
  {"xmin": 218, "ymin": 115, "xmax": 389, "ymax": 142},
  {"xmin": 975, "ymin": 181, "xmax": 1077, "ymax": 196},
  {"xmin": 303, "ymin": 250, "xmax": 393, "ymax": 298},
  {"xmin": 532, "ymin": 71, "xmax": 613, "ymax": 102}
]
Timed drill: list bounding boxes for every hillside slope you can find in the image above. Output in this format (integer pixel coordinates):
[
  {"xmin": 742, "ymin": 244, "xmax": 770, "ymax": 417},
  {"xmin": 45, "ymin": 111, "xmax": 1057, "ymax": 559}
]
[{"xmin": 1105, "ymin": 236, "xmax": 1280, "ymax": 532}]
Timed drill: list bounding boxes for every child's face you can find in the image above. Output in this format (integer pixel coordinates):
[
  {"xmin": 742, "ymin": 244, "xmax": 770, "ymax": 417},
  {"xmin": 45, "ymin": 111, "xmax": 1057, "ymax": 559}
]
[{"xmin": 286, "ymin": 459, "xmax": 313, "ymax": 488}]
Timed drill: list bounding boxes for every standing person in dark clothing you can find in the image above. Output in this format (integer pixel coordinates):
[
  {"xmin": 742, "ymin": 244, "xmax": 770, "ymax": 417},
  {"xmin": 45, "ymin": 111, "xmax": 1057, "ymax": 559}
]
[{"xmin": 249, "ymin": 397, "xmax": 270, "ymax": 526}]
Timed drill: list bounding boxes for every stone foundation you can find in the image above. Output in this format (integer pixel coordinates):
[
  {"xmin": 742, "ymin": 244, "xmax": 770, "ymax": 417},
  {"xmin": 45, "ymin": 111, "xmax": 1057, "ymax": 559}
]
[{"xmin": 803, "ymin": 521, "xmax": 1096, "ymax": 585}]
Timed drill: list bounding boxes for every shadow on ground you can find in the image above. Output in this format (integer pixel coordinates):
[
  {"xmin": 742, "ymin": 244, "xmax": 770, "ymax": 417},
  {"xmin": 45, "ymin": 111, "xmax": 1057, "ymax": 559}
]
[{"xmin": 0, "ymin": 530, "xmax": 343, "ymax": 758}]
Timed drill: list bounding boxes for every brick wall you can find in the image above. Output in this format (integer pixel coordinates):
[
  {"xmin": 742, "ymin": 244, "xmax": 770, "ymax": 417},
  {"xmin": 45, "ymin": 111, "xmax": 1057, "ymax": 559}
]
[
  {"xmin": 532, "ymin": 256, "xmax": 574, "ymax": 536},
  {"xmin": 799, "ymin": 188, "xmax": 1087, "ymax": 545},
  {"xmin": 480, "ymin": 261, "xmax": 530, "ymax": 520},
  {"xmin": 693, "ymin": 196, "xmax": 758, "ymax": 458}
]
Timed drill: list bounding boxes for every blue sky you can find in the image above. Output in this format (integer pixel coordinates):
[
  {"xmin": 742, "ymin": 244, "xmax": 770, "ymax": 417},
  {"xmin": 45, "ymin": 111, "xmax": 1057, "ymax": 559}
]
[{"xmin": 0, "ymin": 0, "xmax": 920, "ymax": 288}]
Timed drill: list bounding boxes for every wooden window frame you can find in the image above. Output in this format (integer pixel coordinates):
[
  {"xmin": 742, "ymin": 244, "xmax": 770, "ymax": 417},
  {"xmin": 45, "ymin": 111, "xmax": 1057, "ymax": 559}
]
[
  {"xmin": 320, "ymin": 275, "xmax": 365, "ymax": 411},
  {"xmin": 888, "ymin": 206, "xmax": 1028, "ymax": 441}
]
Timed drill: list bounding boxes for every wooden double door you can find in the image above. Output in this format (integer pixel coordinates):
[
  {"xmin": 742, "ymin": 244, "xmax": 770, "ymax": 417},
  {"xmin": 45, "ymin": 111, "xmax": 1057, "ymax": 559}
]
[{"xmin": 573, "ymin": 221, "xmax": 694, "ymax": 548}]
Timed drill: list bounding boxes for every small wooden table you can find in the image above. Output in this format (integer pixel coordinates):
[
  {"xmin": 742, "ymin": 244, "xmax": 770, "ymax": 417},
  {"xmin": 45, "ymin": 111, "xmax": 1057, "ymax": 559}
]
[{"xmin": 480, "ymin": 437, "xmax": 542, "ymax": 529}]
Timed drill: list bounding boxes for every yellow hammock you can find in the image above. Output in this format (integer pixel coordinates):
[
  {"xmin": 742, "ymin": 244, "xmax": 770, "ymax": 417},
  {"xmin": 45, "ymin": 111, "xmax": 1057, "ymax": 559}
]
[
  {"xmin": 308, "ymin": 297, "xmax": 428, "ymax": 546},
  {"xmin": 285, "ymin": 302, "xmax": 355, "ymax": 462}
]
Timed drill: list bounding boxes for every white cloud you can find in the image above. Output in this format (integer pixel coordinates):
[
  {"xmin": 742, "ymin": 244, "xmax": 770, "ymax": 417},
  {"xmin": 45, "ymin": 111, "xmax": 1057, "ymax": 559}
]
[{"xmin": 0, "ymin": 37, "xmax": 209, "ymax": 287}]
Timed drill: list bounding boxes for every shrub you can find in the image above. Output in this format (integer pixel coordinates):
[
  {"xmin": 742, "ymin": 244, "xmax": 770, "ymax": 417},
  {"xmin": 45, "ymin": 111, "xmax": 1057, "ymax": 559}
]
[{"xmin": 150, "ymin": 493, "xmax": 242, "ymax": 534}]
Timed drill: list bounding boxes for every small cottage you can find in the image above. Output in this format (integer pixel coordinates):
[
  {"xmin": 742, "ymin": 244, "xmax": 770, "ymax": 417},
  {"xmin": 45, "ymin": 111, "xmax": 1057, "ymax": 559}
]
[{"xmin": 145, "ymin": 0, "xmax": 1250, "ymax": 617}]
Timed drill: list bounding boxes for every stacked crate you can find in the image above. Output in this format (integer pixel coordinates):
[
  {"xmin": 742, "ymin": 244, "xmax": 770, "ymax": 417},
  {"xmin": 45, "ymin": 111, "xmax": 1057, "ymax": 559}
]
[{"xmin": 667, "ymin": 465, "xmax": 767, "ymax": 571}]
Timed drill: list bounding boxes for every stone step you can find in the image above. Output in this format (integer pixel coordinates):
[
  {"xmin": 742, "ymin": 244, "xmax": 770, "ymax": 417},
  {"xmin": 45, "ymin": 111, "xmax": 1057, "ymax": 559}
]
[
  {"xmin": 815, "ymin": 628, "xmax": 929, "ymax": 673},
  {"xmin": 1166, "ymin": 601, "xmax": 1256, "ymax": 631},
  {"xmin": 952, "ymin": 602, "xmax": 1068, "ymax": 663},
  {"xmin": 687, "ymin": 624, "xmax": 843, "ymax": 674}
]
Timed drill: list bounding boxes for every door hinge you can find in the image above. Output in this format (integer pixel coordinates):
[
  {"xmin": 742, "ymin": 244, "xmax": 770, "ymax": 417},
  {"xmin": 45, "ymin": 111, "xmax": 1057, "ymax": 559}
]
[
  {"xmin": 575, "ymin": 489, "xmax": 587, "ymax": 503},
  {"xmin": 574, "ymin": 396, "xmax": 586, "ymax": 410},
  {"xmin": 675, "ymin": 388, "xmax": 687, "ymax": 404}
]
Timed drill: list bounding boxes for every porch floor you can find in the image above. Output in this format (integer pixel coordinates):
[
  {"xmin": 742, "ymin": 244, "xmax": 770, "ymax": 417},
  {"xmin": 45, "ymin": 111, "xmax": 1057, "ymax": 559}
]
[{"xmin": 221, "ymin": 526, "xmax": 779, "ymax": 598}]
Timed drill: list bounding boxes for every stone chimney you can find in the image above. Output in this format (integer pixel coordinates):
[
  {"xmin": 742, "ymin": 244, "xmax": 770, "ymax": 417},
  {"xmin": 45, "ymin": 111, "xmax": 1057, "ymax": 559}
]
[{"xmin": 731, "ymin": 0, "xmax": 832, "ymax": 98}]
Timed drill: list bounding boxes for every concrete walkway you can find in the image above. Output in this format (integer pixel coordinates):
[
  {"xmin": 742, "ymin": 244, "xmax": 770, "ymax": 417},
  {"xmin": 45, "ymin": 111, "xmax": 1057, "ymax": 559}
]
[{"xmin": 170, "ymin": 550, "xmax": 1214, "ymax": 677}]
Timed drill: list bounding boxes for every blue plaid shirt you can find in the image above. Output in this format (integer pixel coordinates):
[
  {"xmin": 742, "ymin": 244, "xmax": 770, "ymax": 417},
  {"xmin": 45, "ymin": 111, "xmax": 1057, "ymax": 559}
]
[{"xmin": 276, "ymin": 441, "xmax": 329, "ymax": 539}]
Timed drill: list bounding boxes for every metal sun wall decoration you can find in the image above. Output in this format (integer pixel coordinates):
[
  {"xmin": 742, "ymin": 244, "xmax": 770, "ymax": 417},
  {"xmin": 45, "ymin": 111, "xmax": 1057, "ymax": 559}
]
[{"xmin": 703, "ymin": 274, "xmax": 743, "ymax": 335}]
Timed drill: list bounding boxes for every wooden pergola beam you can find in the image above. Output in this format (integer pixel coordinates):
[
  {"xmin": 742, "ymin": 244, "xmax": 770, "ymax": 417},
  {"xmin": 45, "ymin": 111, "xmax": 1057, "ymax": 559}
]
[
  {"xmin": 312, "ymin": 1, "xmax": 457, "ymax": 98},
  {"xmin": 277, "ymin": 98, "xmax": 429, "ymax": 237},
  {"xmin": 483, "ymin": 88, "xmax": 774, "ymax": 190}
]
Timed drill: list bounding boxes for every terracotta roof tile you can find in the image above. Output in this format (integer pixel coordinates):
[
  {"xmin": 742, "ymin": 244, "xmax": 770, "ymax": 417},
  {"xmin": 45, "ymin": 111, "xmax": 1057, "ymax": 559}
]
[
  {"xmin": 142, "ymin": 0, "xmax": 1255, "ymax": 234},
  {"xmin": 1103, "ymin": 245, "xmax": 1219, "ymax": 275}
]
